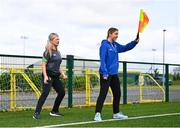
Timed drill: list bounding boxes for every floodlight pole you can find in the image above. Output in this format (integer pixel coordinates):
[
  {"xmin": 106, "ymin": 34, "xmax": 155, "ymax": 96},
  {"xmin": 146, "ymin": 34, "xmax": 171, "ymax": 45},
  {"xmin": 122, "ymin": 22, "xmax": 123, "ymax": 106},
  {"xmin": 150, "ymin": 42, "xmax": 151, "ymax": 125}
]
[
  {"xmin": 162, "ymin": 29, "xmax": 166, "ymax": 88},
  {"xmin": 20, "ymin": 36, "xmax": 28, "ymax": 68}
]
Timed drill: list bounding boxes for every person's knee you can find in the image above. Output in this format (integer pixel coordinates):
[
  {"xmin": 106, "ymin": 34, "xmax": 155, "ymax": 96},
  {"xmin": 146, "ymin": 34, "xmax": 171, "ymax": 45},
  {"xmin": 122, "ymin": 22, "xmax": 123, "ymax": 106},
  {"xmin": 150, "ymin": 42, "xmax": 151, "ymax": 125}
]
[
  {"xmin": 41, "ymin": 88, "xmax": 50, "ymax": 97},
  {"xmin": 113, "ymin": 91, "xmax": 121, "ymax": 99},
  {"xmin": 98, "ymin": 93, "xmax": 107, "ymax": 101},
  {"xmin": 57, "ymin": 89, "xmax": 65, "ymax": 98},
  {"xmin": 41, "ymin": 91, "xmax": 50, "ymax": 97}
]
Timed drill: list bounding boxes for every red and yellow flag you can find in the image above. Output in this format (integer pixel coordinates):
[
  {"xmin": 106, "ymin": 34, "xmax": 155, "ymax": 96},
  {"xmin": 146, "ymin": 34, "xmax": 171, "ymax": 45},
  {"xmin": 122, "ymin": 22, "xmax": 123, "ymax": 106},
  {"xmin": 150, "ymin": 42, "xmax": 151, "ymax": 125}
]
[{"xmin": 138, "ymin": 9, "xmax": 149, "ymax": 33}]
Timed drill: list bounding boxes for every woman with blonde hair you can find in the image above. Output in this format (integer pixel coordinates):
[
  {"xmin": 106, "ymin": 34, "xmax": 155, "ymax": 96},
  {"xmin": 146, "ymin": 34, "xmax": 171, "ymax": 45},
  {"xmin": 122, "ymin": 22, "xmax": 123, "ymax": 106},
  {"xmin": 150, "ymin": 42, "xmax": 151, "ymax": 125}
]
[{"xmin": 33, "ymin": 33, "xmax": 67, "ymax": 119}]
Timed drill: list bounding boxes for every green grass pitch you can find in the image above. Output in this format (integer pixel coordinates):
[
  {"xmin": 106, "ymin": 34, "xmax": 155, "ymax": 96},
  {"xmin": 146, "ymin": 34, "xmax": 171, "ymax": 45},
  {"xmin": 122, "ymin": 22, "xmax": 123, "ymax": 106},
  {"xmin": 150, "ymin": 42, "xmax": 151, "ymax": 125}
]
[{"xmin": 0, "ymin": 102, "xmax": 180, "ymax": 127}]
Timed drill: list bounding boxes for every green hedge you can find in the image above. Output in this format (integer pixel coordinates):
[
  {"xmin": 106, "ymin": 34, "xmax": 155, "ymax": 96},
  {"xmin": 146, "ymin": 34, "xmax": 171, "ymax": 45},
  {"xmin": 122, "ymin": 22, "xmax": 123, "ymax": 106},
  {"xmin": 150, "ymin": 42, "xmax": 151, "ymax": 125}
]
[
  {"xmin": 0, "ymin": 73, "xmax": 10, "ymax": 90},
  {"xmin": 0, "ymin": 72, "xmax": 99, "ymax": 91}
]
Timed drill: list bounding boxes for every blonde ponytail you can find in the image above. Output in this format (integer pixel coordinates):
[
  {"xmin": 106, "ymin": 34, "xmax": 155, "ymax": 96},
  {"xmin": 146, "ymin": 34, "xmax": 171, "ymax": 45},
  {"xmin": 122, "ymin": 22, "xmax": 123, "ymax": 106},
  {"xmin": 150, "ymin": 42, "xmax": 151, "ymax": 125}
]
[{"xmin": 44, "ymin": 33, "xmax": 59, "ymax": 57}]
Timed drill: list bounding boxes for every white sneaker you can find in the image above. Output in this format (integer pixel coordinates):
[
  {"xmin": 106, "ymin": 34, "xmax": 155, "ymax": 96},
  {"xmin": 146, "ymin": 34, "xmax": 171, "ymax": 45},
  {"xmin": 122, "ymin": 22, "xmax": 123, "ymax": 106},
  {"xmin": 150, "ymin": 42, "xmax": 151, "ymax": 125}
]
[
  {"xmin": 113, "ymin": 112, "xmax": 128, "ymax": 119},
  {"xmin": 49, "ymin": 111, "xmax": 64, "ymax": 117},
  {"xmin": 94, "ymin": 112, "xmax": 102, "ymax": 121}
]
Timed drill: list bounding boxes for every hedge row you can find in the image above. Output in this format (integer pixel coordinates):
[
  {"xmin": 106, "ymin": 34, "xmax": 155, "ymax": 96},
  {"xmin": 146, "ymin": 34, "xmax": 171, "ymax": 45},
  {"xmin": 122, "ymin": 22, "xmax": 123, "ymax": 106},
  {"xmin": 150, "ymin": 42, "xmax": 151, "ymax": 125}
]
[{"xmin": 0, "ymin": 72, "xmax": 99, "ymax": 91}]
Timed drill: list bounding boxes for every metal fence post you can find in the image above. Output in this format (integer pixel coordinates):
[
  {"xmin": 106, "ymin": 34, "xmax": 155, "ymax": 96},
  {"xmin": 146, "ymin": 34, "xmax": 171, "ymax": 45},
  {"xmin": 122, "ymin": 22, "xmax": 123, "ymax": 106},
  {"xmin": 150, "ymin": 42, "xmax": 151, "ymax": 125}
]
[
  {"xmin": 10, "ymin": 68, "xmax": 16, "ymax": 110},
  {"xmin": 85, "ymin": 69, "xmax": 91, "ymax": 106},
  {"xmin": 165, "ymin": 64, "xmax": 169, "ymax": 102},
  {"xmin": 66, "ymin": 55, "xmax": 74, "ymax": 108},
  {"xmin": 123, "ymin": 62, "xmax": 127, "ymax": 104}
]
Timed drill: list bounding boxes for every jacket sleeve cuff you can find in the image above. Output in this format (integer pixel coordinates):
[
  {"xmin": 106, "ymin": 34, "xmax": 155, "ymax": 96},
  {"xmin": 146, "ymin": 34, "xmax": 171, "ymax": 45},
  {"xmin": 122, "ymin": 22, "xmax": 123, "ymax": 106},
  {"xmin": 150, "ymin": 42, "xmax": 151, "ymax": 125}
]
[
  {"xmin": 103, "ymin": 74, "xmax": 108, "ymax": 77},
  {"xmin": 132, "ymin": 40, "xmax": 138, "ymax": 44}
]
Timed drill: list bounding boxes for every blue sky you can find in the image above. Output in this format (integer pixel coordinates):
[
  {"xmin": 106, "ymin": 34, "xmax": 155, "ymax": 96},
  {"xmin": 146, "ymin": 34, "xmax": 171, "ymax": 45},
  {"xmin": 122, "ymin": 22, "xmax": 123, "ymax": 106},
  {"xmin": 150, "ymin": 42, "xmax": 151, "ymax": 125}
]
[{"xmin": 0, "ymin": 0, "xmax": 179, "ymax": 64}]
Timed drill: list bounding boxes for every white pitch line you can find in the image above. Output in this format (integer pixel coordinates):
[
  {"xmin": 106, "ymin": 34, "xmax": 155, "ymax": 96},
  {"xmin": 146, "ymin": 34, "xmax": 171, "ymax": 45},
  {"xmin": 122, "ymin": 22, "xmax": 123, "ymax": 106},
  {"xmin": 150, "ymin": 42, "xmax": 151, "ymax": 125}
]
[{"xmin": 36, "ymin": 112, "xmax": 180, "ymax": 128}]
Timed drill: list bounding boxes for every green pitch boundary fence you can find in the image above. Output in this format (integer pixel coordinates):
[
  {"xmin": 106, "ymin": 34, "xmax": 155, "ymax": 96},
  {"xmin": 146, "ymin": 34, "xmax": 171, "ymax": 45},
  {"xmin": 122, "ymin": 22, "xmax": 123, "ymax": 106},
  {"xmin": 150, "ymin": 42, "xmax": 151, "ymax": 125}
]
[
  {"xmin": 0, "ymin": 54, "xmax": 180, "ymax": 109},
  {"xmin": 66, "ymin": 56, "xmax": 180, "ymax": 106}
]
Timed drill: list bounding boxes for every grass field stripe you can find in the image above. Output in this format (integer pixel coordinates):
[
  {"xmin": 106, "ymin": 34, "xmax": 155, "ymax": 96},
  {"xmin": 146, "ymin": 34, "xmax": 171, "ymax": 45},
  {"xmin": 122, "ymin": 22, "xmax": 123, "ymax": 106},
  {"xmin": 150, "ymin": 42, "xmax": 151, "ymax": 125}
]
[{"xmin": 37, "ymin": 112, "xmax": 180, "ymax": 128}]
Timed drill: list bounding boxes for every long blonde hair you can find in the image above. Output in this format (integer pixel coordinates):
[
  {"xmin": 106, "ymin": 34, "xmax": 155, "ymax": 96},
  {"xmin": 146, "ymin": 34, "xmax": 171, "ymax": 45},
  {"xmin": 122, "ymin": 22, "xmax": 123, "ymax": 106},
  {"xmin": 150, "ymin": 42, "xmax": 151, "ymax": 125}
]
[{"xmin": 45, "ymin": 33, "xmax": 59, "ymax": 57}]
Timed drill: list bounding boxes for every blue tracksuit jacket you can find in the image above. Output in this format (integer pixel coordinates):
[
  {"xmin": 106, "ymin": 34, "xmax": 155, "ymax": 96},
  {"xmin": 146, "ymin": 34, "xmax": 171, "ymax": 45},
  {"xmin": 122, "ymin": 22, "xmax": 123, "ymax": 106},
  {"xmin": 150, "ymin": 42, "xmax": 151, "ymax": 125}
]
[{"xmin": 99, "ymin": 39, "xmax": 137, "ymax": 77}]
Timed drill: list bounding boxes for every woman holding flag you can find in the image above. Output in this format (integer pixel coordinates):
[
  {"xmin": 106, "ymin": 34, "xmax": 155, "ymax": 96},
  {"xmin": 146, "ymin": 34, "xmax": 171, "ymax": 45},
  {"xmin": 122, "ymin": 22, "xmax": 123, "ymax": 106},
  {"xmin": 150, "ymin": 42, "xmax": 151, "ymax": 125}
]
[
  {"xmin": 94, "ymin": 9, "xmax": 149, "ymax": 121},
  {"xmin": 94, "ymin": 28, "xmax": 139, "ymax": 121}
]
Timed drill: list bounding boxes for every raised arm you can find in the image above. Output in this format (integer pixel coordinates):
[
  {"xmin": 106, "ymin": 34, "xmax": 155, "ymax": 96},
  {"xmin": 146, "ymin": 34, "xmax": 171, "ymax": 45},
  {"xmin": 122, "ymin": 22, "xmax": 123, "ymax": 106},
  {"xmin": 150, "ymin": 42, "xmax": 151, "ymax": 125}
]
[
  {"xmin": 116, "ymin": 41, "xmax": 137, "ymax": 53},
  {"xmin": 116, "ymin": 33, "xmax": 139, "ymax": 53}
]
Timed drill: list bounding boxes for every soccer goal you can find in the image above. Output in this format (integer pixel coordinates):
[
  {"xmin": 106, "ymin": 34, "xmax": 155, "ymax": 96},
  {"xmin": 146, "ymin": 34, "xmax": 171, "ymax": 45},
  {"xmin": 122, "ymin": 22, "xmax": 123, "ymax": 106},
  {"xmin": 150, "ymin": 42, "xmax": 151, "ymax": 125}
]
[
  {"xmin": 85, "ymin": 69, "xmax": 113, "ymax": 106},
  {"xmin": 139, "ymin": 73, "xmax": 165, "ymax": 103}
]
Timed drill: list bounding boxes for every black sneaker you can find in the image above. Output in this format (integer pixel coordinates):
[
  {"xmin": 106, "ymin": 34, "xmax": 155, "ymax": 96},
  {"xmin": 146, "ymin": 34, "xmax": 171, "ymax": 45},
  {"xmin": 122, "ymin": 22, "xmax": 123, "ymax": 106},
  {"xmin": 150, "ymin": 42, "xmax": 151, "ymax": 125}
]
[
  {"xmin": 33, "ymin": 112, "xmax": 40, "ymax": 119},
  {"xmin": 50, "ymin": 111, "xmax": 64, "ymax": 117}
]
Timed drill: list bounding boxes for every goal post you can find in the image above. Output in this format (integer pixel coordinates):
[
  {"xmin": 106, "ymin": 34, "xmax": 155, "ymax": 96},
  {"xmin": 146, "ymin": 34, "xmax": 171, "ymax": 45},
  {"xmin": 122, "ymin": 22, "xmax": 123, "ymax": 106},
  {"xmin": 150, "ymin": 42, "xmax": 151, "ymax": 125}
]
[
  {"xmin": 85, "ymin": 69, "xmax": 113, "ymax": 106},
  {"xmin": 139, "ymin": 73, "xmax": 165, "ymax": 103}
]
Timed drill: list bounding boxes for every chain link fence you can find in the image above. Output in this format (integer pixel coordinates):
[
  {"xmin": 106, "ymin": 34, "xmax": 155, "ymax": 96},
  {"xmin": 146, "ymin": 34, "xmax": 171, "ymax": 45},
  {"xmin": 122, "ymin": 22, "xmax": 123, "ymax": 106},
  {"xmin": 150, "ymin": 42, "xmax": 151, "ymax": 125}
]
[{"xmin": 0, "ymin": 54, "xmax": 180, "ymax": 111}]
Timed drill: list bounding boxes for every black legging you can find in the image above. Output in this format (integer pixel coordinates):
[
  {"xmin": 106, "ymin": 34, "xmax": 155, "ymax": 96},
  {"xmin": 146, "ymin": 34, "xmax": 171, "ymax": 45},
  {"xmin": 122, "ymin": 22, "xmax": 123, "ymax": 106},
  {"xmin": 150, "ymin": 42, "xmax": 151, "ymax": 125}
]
[
  {"xmin": 35, "ymin": 76, "xmax": 65, "ymax": 113},
  {"xmin": 95, "ymin": 74, "xmax": 121, "ymax": 114}
]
